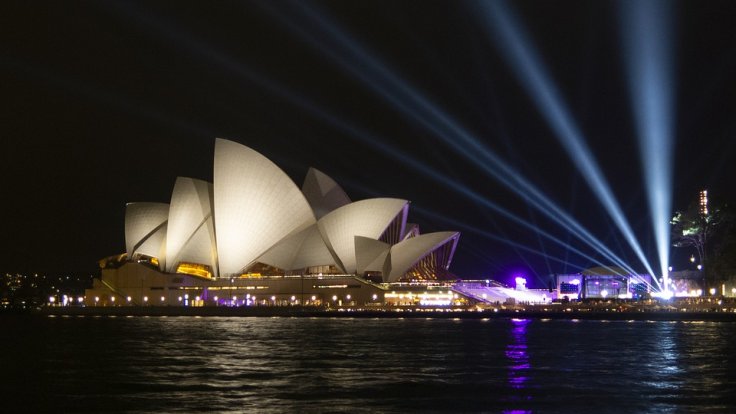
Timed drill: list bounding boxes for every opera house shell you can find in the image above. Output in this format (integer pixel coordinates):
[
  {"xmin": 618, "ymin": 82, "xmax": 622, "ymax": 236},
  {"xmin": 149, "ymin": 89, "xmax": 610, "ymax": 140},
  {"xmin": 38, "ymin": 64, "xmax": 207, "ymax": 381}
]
[{"xmin": 86, "ymin": 139, "xmax": 460, "ymax": 307}]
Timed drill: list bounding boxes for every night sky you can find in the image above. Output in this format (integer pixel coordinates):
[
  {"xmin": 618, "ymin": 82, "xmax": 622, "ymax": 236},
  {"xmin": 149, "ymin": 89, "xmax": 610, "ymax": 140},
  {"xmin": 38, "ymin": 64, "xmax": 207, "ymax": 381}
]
[{"xmin": 2, "ymin": 1, "xmax": 735, "ymax": 285}]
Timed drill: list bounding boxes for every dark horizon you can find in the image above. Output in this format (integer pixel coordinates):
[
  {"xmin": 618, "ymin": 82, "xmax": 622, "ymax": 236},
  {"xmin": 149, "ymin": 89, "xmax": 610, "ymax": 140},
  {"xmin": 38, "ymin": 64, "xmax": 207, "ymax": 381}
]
[{"xmin": 2, "ymin": 1, "xmax": 735, "ymax": 285}]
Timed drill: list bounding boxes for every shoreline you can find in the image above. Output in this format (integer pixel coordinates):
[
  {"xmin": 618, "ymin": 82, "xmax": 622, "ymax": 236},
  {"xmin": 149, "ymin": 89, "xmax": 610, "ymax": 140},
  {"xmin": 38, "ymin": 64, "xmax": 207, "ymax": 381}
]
[{"xmin": 22, "ymin": 306, "xmax": 736, "ymax": 321}]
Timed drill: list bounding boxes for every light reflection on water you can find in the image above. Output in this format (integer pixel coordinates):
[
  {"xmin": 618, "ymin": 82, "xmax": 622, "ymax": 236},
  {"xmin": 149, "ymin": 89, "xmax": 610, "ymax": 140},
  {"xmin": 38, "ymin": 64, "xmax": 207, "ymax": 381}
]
[
  {"xmin": 1, "ymin": 316, "xmax": 735, "ymax": 413},
  {"xmin": 506, "ymin": 318, "xmax": 530, "ymax": 390}
]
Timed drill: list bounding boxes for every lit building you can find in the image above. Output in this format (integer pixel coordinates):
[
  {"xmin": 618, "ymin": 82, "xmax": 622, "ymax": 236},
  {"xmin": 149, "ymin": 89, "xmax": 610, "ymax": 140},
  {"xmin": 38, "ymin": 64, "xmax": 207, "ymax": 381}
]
[
  {"xmin": 699, "ymin": 189, "xmax": 708, "ymax": 216},
  {"xmin": 85, "ymin": 139, "xmax": 460, "ymax": 306},
  {"xmin": 555, "ymin": 267, "xmax": 654, "ymax": 300}
]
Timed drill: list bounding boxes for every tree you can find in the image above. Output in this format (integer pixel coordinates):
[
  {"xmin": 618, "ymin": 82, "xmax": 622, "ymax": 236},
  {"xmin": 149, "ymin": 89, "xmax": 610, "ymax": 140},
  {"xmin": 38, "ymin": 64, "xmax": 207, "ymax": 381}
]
[
  {"xmin": 709, "ymin": 206, "xmax": 736, "ymax": 284},
  {"xmin": 671, "ymin": 205, "xmax": 718, "ymax": 265},
  {"xmin": 671, "ymin": 196, "xmax": 729, "ymax": 287}
]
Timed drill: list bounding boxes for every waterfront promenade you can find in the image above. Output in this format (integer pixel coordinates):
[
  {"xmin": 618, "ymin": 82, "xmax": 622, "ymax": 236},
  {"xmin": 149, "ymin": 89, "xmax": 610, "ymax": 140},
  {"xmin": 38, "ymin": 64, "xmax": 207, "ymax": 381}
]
[{"xmin": 34, "ymin": 301, "xmax": 736, "ymax": 322}]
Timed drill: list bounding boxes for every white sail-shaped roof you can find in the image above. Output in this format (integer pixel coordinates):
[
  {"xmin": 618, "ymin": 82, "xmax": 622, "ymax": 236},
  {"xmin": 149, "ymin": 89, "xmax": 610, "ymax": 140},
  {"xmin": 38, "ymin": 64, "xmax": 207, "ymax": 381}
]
[
  {"xmin": 386, "ymin": 231, "xmax": 460, "ymax": 282},
  {"xmin": 302, "ymin": 168, "xmax": 351, "ymax": 219},
  {"xmin": 354, "ymin": 236, "xmax": 390, "ymax": 274},
  {"xmin": 134, "ymin": 224, "xmax": 167, "ymax": 269},
  {"xmin": 257, "ymin": 224, "xmax": 336, "ymax": 271},
  {"xmin": 125, "ymin": 202, "xmax": 169, "ymax": 269},
  {"xmin": 213, "ymin": 138, "xmax": 316, "ymax": 276},
  {"xmin": 317, "ymin": 198, "xmax": 408, "ymax": 274},
  {"xmin": 165, "ymin": 177, "xmax": 217, "ymax": 276},
  {"xmin": 402, "ymin": 223, "xmax": 420, "ymax": 240},
  {"xmin": 255, "ymin": 225, "xmax": 312, "ymax": 271},
  {"xmin": 291, "ymin": 224, "xmax": 336, "ymax": 269}
]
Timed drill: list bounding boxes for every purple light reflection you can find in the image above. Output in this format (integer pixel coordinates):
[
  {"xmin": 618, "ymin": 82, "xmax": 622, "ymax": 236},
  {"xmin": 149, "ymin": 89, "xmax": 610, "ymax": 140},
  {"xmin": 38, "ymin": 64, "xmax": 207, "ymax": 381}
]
[{"xmin": 505, "ymin": 319, "xmax": 531, "ymax": 391}]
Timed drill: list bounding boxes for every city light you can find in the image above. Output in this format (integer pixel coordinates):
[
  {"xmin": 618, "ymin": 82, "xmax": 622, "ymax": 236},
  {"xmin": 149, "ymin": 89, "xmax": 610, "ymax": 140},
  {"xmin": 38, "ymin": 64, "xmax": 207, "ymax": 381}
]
[{"xmin": 514, "ymin": 277, "xmax": 527, "ymax": 290}]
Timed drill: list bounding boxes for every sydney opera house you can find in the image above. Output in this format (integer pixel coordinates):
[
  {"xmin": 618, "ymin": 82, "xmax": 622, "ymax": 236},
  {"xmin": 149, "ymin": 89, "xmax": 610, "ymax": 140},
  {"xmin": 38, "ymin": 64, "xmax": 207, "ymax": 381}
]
[{"xmin": 85, "ymin": 139, "xmax": 462, "ymax": 307}]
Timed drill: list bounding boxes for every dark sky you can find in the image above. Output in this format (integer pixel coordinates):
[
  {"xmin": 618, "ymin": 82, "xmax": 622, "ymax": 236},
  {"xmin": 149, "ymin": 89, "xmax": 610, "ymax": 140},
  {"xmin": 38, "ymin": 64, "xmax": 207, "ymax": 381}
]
[{"xmin": 2, "ymin": 0, "xmax": 735, "ymax": 285}]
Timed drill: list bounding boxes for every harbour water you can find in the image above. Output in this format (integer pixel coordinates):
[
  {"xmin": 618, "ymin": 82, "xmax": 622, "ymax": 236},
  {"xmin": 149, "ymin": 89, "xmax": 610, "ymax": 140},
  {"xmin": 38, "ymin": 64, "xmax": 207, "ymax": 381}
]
[{"xmin": 1, "ymin": 316, "xmax": 735, "ymax": 413}]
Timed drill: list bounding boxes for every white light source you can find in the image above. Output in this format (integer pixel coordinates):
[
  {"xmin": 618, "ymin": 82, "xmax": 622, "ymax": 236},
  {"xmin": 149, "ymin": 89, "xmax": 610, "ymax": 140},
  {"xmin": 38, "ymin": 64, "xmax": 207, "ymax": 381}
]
[{"xmin": 600, "ymin": 289, "xmax": 609, "ymax": 298}]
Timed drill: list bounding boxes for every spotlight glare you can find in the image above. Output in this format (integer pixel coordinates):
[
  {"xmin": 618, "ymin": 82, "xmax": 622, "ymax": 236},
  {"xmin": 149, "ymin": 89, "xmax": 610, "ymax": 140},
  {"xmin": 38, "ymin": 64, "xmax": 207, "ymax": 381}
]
[{"xmin": 620, "ymin": 0, "xmax": 676, "ymax": 292}]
